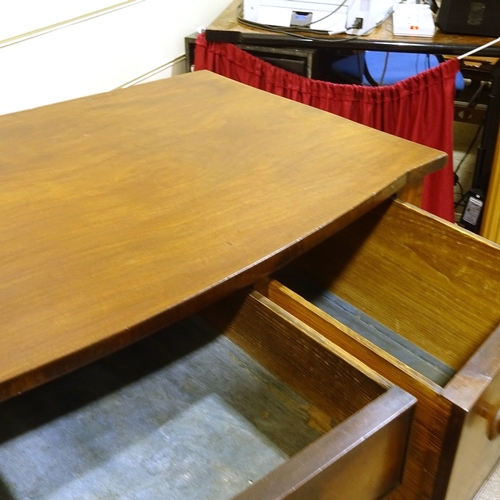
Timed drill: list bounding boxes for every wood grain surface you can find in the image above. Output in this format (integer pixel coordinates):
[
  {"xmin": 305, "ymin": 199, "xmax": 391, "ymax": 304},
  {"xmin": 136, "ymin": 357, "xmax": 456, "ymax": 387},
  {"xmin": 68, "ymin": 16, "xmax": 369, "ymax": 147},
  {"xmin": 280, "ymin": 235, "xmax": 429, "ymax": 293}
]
[
  {"xmin": 286, "ymin": 199, "xmax": 500, "ymax": 370},
  {"xmin": 0, "ymin": 70, "xmax": 445, "ymax": 402},
  {"xmin": 267, "ymin": 199, "xmax": 500, "ymax": 499},
  {"xmin": 202, "ymin": 289, "xmax": 416, "ymax": 500}
]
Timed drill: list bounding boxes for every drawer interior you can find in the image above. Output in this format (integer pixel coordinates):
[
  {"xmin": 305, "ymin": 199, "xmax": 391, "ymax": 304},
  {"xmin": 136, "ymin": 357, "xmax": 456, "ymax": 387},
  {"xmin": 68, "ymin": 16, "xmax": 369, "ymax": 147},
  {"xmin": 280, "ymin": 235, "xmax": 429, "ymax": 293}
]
[
  {"xmin": 270, "ymin": 199, "xmax": 500, "ymax": 384},
  {"xmin": 0, "ymin": 288, "xmax": 408, "ymax": 500}
]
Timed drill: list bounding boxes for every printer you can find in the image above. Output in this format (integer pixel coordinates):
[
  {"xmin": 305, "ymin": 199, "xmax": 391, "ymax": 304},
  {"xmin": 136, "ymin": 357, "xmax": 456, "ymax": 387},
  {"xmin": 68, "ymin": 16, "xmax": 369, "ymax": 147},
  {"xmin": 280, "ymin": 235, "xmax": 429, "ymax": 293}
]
[{"xmin": 242, "ymin": 0, "xmax": 398, "ymax": 35}]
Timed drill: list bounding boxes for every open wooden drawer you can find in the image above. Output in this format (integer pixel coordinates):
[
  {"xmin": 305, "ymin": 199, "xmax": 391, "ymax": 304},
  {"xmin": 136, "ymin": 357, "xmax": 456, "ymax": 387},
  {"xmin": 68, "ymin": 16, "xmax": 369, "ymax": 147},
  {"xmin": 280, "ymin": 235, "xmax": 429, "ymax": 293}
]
[
  {"xmin": 0, "ymin": 287, "xmax": 415, "ymax": 500},
  {"xmin": 263, "ymin": 198, "xmax": 500, "ymax": 500}
]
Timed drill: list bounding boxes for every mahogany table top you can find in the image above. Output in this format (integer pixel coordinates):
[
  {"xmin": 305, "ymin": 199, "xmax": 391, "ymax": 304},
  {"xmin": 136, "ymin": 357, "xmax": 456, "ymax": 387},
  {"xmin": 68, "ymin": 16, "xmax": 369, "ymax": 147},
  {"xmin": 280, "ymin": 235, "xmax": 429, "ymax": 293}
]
[{"xmin": 0, "ymin": 70, "xmax": 446, "ymax": 401}]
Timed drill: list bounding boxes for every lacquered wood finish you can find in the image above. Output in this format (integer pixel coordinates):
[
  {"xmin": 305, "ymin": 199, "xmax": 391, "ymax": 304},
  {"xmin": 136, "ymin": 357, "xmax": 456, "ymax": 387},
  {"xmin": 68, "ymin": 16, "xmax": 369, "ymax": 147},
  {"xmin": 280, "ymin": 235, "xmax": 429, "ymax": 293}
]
[
  {"xmin": 438, "ymin": 324, "xmax": 500, "ymax": 500},
  {"xmin": 266, "ymin": 198, "xmax": 500, "ymax": 499},
  {"xmin": 236, "ymin": 387, "xmax": 414, "ymax": 500},
  {"xmin": 288, "ymin": 200, "xmax": 500, "ymax": 369},
  {"xmin": 263, "ymin": 278, "xmax": 453, "ymax": 500},
  {"xmin": 0, "ymin": 70, "xmax": 445, "ymax": 402},
  {"xmin": 481, "ymin": 126, "xmax": 500, "ymax": 243},
  {"xmin": 201, "ymin": 289, "xmax": 416, "ymax": 499},
  {"xmin": 206, "ymin": 0, "xmax": 500, "ymax": 57},
  {"xmin": 0, "ymin": 280, "xmax": 417, "ymax": 499}
]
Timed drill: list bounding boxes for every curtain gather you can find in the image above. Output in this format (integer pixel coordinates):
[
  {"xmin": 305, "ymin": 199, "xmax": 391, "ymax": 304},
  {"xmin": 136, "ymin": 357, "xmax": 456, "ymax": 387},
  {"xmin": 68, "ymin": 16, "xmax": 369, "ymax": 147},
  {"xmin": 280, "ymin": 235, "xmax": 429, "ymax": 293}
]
[{"xmin": 195, "ymin": 32, "xmax": 460, "ymax": 222}]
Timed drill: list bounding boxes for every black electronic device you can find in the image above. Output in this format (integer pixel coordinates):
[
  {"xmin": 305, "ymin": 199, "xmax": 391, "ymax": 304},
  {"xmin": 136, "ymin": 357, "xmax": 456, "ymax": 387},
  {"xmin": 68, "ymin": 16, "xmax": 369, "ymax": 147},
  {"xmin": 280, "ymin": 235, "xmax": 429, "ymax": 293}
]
[
  {"xmin": 460, "ymin": 189, "xmax": 485, "ymax": 233},
  {"xmin": 436, "ymin": 0, "xmax": 500, "ymax": 37}
]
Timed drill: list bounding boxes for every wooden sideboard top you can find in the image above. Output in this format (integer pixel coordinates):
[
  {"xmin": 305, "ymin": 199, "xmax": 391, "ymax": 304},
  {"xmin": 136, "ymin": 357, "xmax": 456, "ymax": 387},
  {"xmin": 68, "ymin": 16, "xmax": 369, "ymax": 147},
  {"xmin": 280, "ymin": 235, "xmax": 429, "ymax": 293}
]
[
  {"xmin": 0, "ymin": 70, "xmax": 446, "ymax": 401},
  {"xmin": 206, "ymin": 0, "xmax": 500, "ymax": 55}
]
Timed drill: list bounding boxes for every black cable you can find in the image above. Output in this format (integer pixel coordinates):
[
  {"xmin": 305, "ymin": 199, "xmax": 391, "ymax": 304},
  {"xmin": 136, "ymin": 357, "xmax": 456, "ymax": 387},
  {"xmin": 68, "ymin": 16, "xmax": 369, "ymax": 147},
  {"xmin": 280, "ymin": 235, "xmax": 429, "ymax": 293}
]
[
  {"xmin": 454, "ymin": 119, "xmax": 484, "ymax": 212},
  {"xmin": 356, "ymin": 51, "xmax": 364, "ymax": 81},
  {"xmin": 416, "ymin": 54, "xmax": 432, "ymax": 74},
  {"xmin": 454, "ymin": 180, "xmax": 466, "ymax": 208},
  {"xmin": 378, "ymin": 52, "xmax": 390, "ymax": 85},
  {"xmin": 426, "ymin": 0, "xmax": 439, "ymax": 13},
  {"xmin": 236, "ymin": 16, "xmax": 323, "ymax": 40},
  {"xmin": 374, "ymin": 53, "xmax": 436, "ymax": 86},
  {"xmin": 454, "ymin": 121, "xmax": 484, "ymax": 175},
  {"xmin": 237, "ymin": 15, "xmax": 366, "ymax": 41}
]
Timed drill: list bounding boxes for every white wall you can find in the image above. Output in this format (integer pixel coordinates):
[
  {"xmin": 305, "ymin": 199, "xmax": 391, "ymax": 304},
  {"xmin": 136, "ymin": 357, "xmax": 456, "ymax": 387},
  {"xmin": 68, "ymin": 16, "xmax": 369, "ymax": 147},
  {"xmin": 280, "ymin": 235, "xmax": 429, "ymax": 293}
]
[{"xmin": 0, "ymin": 0, "xmax": 231, "ymax": 115}]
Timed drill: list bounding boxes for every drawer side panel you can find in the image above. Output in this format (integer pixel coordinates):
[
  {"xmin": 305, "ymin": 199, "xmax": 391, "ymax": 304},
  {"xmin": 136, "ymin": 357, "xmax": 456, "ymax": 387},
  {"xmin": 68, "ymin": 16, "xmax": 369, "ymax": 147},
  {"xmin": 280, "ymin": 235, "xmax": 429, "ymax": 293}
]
[
  {"xmin": 287, "ymin": 199, "xmax": 500, "ymax": 370},
  {"xmin": 200, "ymin": 289, "xmax": 389, "ymax": 422}
]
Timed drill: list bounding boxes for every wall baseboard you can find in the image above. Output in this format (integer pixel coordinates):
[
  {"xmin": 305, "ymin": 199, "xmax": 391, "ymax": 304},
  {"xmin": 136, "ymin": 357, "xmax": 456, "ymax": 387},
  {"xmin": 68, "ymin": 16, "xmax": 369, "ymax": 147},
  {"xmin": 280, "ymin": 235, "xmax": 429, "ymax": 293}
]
[
  {"xmin": 119, "ymin": 55, "xmax": 187, "ymax": 88},
  {"xmin": 0, "ymin": 0, "xmax": 144, "ymax": 49}
]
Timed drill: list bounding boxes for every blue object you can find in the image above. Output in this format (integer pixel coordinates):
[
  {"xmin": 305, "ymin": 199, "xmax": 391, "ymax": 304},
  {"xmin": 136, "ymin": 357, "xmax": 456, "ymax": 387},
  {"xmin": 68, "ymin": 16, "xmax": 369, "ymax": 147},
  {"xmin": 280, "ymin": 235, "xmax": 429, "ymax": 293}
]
[{"xmin": 331, "ymin": 51, "xmax": 465, "ymax": 91}]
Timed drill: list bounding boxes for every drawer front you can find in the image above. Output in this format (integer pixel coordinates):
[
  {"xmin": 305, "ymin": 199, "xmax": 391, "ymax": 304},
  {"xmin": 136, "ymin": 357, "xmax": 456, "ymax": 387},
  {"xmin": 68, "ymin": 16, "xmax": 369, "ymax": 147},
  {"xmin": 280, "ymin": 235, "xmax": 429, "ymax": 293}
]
[
  {"xmin": 236, "ymin": 386, "xmax": 414, "ymax": 500},
  {"xmin": 202, "ymin": 290, "xmax": 417, "ymax": 499},
  {"xmin": 264, "ymin": 199, "xmax": 500, "ymax": 499},
  {"xmin": 437, "ymin": 324, "xmax": 500, "ymax": 500}
]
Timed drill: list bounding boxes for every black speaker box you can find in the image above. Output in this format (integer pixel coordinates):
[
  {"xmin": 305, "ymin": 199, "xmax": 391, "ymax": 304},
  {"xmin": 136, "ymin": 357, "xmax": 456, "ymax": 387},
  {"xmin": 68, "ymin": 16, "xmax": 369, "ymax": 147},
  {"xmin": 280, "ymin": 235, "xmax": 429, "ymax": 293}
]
[{"xmin": 436, "ymin": 0, "xmax": 500, "ymax": 37}]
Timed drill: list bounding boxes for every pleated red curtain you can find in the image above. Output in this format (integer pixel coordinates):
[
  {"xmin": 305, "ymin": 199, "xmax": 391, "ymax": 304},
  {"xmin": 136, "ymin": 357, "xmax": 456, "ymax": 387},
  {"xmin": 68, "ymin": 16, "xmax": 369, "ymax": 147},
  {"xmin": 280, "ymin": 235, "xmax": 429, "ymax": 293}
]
[{"xmin": 195, "ymin": 33, "xmax": 460, "ymax": 222}]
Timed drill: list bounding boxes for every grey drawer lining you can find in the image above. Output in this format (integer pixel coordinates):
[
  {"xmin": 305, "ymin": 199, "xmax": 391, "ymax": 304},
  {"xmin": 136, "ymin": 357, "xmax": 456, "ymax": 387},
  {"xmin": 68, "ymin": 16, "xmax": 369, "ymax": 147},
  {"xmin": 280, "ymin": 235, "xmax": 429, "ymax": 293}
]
[{"xmin": 276, "ymin": 271, "xmax": 456, "ymax": 387}]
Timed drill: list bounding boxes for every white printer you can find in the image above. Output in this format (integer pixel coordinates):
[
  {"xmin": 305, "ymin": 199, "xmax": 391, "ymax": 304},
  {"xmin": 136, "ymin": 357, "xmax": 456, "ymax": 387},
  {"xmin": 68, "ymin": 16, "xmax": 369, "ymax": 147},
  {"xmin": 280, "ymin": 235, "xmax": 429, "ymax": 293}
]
[{"xmin": 242, "ymin": 0, "xmax": 397, "ymax": 35}]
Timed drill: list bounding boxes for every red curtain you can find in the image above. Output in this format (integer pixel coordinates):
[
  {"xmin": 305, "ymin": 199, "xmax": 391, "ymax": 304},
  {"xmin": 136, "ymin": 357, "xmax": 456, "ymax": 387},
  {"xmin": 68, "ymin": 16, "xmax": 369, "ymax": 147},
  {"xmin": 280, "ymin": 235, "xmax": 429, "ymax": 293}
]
[{"xmin": 195, "ymin": 32, "xmax": 460, "ymax": 222}]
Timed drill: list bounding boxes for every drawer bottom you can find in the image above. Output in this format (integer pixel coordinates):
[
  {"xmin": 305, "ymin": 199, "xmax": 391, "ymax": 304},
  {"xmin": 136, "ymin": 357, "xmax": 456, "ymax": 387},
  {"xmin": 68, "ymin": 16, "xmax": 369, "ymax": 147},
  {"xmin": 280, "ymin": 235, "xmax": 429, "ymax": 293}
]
[{"xmin": 0, "ymin": 316, "xmax": 330, "ymax": 500}]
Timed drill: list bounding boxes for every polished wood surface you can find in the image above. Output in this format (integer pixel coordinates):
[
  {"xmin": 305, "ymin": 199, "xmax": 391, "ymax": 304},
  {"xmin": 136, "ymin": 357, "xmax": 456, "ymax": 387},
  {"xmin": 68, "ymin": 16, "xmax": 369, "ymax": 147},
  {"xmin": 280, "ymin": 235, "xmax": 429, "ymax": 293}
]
[
  {"xmin": 265, "ymin": 198, "xmax": 500, "ymax": 499},
  {"xmin": 205, "ymin": 1, "xmax": 500, "ymax": 240},
  {"xmin": 263, "ymin": 278, "xmax": 454, "ymax": 500},
  {"xmin": 0, "ymin": 70, "xmax": 445, "ymax": 402},
  {"xmin": 207, "ymin": 0, "xmax": 500, "ymax": 56},
  {"xmin": 440, "ymin": 324, "xmax": 500, "ymax": 500},
  {"xmin": 481, "ymin": 126, "xmax": 500, "ymax": 243},
  {"xmin": 287, "ymin": 200, "xmax": 500, "ymax": 369}
]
